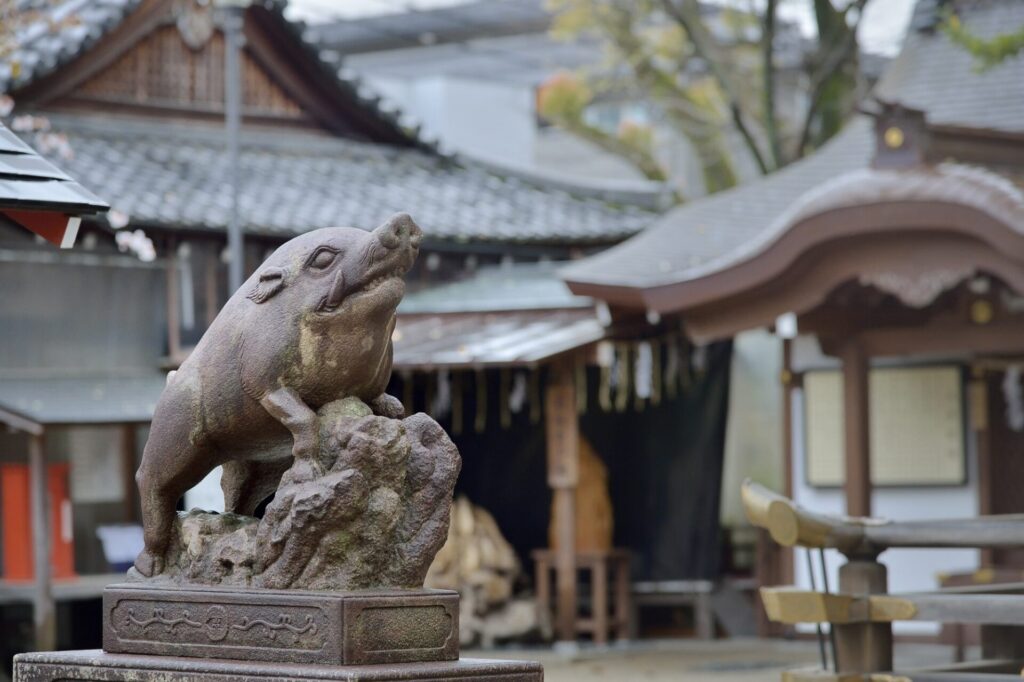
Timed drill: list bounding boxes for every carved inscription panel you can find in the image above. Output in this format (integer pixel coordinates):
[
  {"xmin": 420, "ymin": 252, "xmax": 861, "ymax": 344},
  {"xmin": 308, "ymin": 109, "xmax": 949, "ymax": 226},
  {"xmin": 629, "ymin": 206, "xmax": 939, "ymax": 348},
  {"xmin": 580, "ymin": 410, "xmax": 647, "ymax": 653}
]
[{"xmin": 110, "ymin": 598, "xmax": 326, "ymax": 651}]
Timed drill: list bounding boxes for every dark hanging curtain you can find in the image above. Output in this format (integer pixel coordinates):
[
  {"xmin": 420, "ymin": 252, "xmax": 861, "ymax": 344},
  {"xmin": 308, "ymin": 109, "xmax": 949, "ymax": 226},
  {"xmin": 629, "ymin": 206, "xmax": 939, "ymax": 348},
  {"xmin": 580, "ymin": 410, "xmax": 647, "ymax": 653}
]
[
  {"xmin": 579, "ymin": 340, "xmax": 733, "ymax": 581},
  {"xmin": 386, "ymin": 338, "xmax": 732, "ymax": 582}
]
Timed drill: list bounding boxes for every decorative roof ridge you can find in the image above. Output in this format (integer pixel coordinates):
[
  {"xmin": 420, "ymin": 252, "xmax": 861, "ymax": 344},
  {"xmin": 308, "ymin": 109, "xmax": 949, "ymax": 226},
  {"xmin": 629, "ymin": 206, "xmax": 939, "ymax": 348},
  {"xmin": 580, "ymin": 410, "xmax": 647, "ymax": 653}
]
[
  {"xmin": 33, "ymin": 111, "xmax": 429, "ymax": 160},
  {"xmin": 624, "ymin": 159, "xmax": 1024, "ymax": 292}
]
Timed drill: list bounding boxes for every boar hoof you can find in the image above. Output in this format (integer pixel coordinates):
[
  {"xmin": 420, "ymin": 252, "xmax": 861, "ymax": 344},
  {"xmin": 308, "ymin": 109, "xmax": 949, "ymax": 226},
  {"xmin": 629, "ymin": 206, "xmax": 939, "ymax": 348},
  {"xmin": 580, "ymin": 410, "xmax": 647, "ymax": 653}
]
[{"xmin": 133, "ymin": 550, "xmax": 164, "ymax": 577}]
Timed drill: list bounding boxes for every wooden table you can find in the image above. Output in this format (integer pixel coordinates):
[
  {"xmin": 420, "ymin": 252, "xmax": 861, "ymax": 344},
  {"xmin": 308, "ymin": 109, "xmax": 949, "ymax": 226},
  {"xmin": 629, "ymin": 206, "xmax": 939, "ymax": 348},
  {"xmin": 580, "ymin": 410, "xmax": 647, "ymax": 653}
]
[{"xmin": 532, "ymin": 548, "xmax": 631, "ymax": 644}]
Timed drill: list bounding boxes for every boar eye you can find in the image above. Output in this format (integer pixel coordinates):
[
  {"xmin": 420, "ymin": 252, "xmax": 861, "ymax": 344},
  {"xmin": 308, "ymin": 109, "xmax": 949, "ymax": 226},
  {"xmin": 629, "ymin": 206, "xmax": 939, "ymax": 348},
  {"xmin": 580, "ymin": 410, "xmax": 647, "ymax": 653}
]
[{"xmin": 307, "ymin": 247, "xmax": 340, "ymax": 270}]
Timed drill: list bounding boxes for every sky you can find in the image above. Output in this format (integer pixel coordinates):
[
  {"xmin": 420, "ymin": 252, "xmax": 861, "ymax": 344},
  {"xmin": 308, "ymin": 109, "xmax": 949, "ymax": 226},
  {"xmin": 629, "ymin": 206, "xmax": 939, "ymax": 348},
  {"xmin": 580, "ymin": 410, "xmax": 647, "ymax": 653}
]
[{"xmin": 286, "ymin": 0, "xmax": 918, "ymax": 56}]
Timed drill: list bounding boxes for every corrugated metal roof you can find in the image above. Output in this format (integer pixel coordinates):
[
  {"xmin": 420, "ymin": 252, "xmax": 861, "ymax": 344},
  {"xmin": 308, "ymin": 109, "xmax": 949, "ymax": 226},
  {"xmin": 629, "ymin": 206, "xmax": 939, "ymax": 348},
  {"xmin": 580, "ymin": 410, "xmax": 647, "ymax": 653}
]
[
  {"xmin": 0, "ymin": 374, "xmax": 165, "ymax": 426},
  {"xmin": 0, "ymin": 121, "xmax": 108, "ymax": 213},
  {"xmin": 393, "ymin": 309, "xmax": 603, "ymax": 369},
  {"xmin": 399, "ymin": 262, "xmax": 591, "ymax": 314}
]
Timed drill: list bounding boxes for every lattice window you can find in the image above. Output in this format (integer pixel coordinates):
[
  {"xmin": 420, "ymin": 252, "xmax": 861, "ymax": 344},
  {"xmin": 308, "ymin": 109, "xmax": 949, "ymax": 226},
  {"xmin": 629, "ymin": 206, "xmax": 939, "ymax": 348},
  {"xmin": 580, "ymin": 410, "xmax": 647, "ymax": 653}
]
[{"xmin": 72, "ymin": 25, "xmax": 303, "ymax": 118}]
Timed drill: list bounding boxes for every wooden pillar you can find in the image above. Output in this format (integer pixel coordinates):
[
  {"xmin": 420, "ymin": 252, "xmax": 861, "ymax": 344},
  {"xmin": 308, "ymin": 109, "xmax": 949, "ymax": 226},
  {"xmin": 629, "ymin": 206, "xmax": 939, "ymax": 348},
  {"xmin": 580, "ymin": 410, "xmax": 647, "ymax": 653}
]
[
  {"xmin": 120, "ymin": 424, "xmax": 139, "ymax": 522},
  {"xmin": 29, "ymin": 431, "xmax": 55, "ymax": 651},
  {"xmin": 545, "ymin": 361, "xmax": 579, "ymax": 643},
  {"xmin": 970, "ymin": 369, "xmax": 994, "ymax": 567},
  {"xmin": 758, "ymin": 340, "xmax": 796, "ymax": 638},
  {"xmin": 834, "ymin": 558, "xmax": 892, "ymax": 674},
  {"xmin": 840, "ymin": 340, "xmax": 871, "ymax": 518},
  {"xmin": 204, "ymin": 242, "xmax": 220, "ymax": 328},
  {"xmin": 165, "ymin": 237, "xmax": 181, "ymax": 360}
]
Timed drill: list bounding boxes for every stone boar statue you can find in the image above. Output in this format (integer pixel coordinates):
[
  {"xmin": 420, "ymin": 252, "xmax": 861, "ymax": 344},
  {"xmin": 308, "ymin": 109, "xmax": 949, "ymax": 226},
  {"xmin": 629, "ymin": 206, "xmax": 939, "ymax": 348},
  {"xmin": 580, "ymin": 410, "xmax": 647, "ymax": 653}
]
[{"xmin": 134, "ymin": 213, "xmax": 421, "ymax": 577}]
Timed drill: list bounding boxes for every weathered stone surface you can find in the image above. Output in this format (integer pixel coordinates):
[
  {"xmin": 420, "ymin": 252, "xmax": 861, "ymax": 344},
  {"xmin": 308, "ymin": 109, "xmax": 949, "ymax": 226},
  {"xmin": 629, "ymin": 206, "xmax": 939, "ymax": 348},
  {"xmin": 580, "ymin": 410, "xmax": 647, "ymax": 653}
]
[
  {"xmin": 133, "ymin": 214, "xmax": 424, "ymax": 578},
  {"xmin": 136, "ymin": 398, "xmax": 460, "ymax": 591},
  {"xmin": 102, "ymin": 583, "xmax": 459, "ymax": 665},
  {"xmin": 14, "ymin": 650, "xmax": 544, "ymax": 681}
]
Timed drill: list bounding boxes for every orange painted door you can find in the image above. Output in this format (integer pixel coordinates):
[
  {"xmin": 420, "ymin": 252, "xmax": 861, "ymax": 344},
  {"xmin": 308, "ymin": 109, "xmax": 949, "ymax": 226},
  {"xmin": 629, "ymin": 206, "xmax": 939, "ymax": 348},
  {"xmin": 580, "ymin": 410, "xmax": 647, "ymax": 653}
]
[{"xmin": 1, "ymin": 463, "xmax": 75, "ymax": 580}]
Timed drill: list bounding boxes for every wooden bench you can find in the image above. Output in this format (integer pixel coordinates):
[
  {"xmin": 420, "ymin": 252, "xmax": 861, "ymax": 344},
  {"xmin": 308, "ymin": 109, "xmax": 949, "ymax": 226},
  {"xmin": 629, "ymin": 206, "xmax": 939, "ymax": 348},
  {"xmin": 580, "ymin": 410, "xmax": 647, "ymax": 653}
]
[
  {"xmin": 532, "ymin": 548, "xmax": 631, "ymax": 644},
  {"xmin": 631, "ymin": 579, "xmax": 715, "ymax": 639}
]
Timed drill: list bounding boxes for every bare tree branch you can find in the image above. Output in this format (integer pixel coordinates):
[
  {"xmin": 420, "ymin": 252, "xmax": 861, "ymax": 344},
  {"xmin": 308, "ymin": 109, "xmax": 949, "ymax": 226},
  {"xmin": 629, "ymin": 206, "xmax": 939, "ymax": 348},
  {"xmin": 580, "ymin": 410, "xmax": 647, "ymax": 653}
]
[
  {"xmin": 762, "ymin": 0, "xmax": 781, "ymax": 168},
  {"xmin": 657, "ymin": 0, "xmax": 772, "ymax": 173},
  {"xmin": 795, "ymin": 0, "xmax": 869, "ymax": 157}
]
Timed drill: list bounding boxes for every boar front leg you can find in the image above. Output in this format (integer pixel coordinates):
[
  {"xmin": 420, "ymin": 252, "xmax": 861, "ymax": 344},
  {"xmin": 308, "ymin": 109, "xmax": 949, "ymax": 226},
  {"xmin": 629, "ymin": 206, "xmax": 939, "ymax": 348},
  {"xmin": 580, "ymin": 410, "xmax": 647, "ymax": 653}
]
[{"xmin": 260, "ymin": 387, "xmax": 322, "ymax": 476}]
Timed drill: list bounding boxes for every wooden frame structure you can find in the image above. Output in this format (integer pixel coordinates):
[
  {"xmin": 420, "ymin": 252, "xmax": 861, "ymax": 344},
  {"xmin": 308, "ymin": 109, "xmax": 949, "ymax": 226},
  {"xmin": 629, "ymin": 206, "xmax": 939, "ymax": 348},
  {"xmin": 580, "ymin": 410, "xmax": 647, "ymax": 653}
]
[
  {"xmin": 0, "ymin": 410, "xmax": 145, "ymax": 651},
  {"xmin": 746, "ymin": 480, "xmax": 1024, "ymax": 679},
  {"xmin": 567, "ymin": 105, "xmax": 1024, "ymax": 519}
]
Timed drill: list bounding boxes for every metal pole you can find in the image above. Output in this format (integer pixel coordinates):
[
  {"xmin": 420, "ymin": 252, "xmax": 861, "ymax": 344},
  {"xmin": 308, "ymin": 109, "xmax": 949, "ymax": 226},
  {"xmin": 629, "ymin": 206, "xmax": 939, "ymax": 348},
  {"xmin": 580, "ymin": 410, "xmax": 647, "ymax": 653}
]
[
  {"xmin": 805, "ymin": 548, "xmax": 827, "ymax": 670},
  {"xmin": 223, "ymin": 3, "xmax": 245, "ymax": 294},
  {"xmin": 819, "ymin": 548, "xmax": 839, "ymax": 672},
  {"xmin": 29, "ymin": 431, "xmax": 55, "ymax": 651}
]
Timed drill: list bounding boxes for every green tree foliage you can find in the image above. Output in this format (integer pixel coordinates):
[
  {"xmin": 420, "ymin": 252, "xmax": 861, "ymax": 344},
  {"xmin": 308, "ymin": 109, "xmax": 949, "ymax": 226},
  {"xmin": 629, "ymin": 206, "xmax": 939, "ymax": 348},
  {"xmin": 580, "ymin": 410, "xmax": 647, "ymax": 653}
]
[
  {"xmin": 538, "ymin": 73, "xmax": 670, "ymax": 181},
  {"xmin": 944, "ymin": 12, "xmax": 1024, "ymax": 71},
  {"xmin": 542, "ymin": 0, "xmax": 871, "ymax": 197}
]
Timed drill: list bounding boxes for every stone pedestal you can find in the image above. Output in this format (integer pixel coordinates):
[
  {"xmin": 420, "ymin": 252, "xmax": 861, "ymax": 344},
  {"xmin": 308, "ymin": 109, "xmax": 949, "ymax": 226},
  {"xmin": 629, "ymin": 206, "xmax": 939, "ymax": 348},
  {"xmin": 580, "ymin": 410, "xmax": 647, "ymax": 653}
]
[
  {"xmin": 13, "ymin": 584, "xmax": 542, "ymax": 681},
  {"xmin": 102, "ymin": 583, "xmax": 459, "ymax": 665},
  {"xmin": 13, "ymin": 650, "xmax": 543, "ymax": 681}
]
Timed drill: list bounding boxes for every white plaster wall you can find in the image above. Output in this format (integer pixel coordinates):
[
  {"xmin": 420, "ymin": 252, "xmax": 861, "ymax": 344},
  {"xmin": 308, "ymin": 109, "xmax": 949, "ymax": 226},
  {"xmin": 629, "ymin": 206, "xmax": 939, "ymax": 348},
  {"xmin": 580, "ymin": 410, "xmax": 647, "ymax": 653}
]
[
  {"xmin": 185, "ymin": 466, "xmax": 224, "ymax": 513},
  {"xmin": 790, "ymin": 385, "xmax": 980, "ymax": 635},
  {"xmin": 721, "ymin": 329, "xmax": 784, "ymax": 528},
  {"xmin": 363, "ymin": 74, "xmax": 536, "ymax": 167}
]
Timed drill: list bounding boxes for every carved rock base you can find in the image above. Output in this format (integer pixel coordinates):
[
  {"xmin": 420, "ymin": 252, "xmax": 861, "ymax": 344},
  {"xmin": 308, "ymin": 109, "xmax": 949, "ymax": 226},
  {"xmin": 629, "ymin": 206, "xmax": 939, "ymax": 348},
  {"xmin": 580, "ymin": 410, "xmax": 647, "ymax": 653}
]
[
  {"xmin": 13, "ymin": 650, "xmax": 544, "ymax": 682},
  {"xmin": 102, "ymin": 583, "xmax": 459, "ymax": 666}
]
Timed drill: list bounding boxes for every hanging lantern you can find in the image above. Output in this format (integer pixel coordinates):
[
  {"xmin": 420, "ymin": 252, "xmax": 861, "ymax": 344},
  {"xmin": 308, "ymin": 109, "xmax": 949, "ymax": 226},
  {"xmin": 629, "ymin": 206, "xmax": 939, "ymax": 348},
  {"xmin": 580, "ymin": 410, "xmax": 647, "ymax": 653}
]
[
  {"xmin": 651, "ymin": 338, "xmax": 663, "ymax": 406},
  {"xmin": 499, "ymin": 368, "xmax": 511, "ymax": 429},
  {"xmin": 509, "ymin": 371, "xmax": 527, "ymax": 414},
  {"xmin": 614, "ymin": 342, "xmax": 630, "ymax": 413},
  {"xmin": 665, "ymin": 336, "xmax": 680, "ymax": 399},
  {"xmin": 431, "ymin": 369, "xmax": 452, "ymax": 418},
  {"xmin": 452, "ymin": 372, "xmax": 464, "ymax": 435},
  {"xmin": 529, "ymin": 369, "xmax": 541, "ymax": 424},
  {"xmin": 635, "ymin": 341, "xmax": 653, "ymax": 409},
  {"xmin": 597, "ymin": 341, "xmax": 614, "ymax": 412},
  {"xmin": 575, "ymin": 355, "xmax": 588, "ymax": 415},
  {"xmin": 475, "ymin": 369, "xmax": 488, "ymax": 433},
  {"xmin": 401, "ymin": 369, "xmax": 414, "ymax": 415}
]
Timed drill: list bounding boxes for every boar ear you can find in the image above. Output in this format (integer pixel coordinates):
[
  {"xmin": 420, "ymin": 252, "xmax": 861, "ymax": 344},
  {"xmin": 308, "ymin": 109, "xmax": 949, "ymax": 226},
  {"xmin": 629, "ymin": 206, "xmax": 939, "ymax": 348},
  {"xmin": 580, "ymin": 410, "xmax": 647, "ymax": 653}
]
[{"xmin": 247, "ymin": 266, "xmax": 286, "ymax": 303}]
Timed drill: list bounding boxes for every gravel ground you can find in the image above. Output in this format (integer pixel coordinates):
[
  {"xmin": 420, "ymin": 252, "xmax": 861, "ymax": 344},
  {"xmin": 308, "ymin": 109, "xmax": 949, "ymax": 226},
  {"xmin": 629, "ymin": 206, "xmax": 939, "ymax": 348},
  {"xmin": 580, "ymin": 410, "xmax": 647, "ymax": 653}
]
[{"xmin": 469, "ymin": 639, "xmax": 960, "ymax": 681}]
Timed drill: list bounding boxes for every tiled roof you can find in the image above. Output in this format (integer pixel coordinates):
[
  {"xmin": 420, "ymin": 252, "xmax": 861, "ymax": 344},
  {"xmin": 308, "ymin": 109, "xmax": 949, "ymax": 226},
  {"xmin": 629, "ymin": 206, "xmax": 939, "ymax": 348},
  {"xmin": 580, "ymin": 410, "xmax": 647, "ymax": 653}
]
[
  {"xmin": 874, "ymin": 0, "xmax": 1024, "ymax": 135},
  {"xmin": 1, "ymin": 0, "xmax": 417, "ymax": 147},
  {"xmin": 39, "ymin": 115, "xmax": 651, "ymax": 244},
  {"xmin": 1, "ymin": 0, "xmax": 142, "ymax": 96},
  {"xmin": 311, "ymin": 0, "xmax": 551, "ymax": 56},
  {"xmin": 562, "ymin": 117, "xmax": 874, "ymax": 287},
  {"xmin": 563, "ymin": 0, "xmax": 1024, "ymax": 289},
  {"xmin": 0, "ymin": 120, "xmax": 107, "ymax": 212}
]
